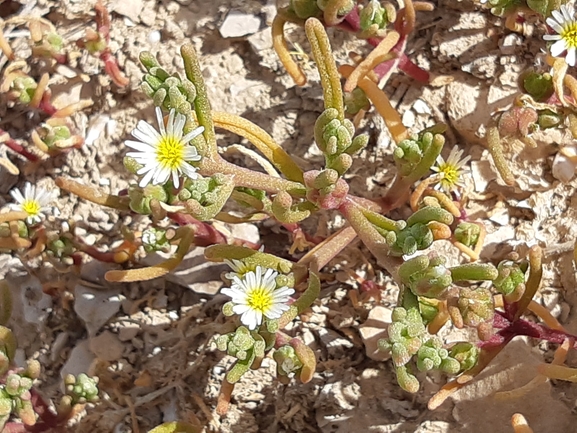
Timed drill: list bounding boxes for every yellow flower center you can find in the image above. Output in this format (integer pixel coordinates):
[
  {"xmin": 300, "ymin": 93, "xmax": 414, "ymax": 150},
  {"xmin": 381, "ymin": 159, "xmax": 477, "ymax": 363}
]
[
  {"xmin": 155, "ymin": 135, "xmax": 184, "ymax": 170},
  {"xmin": 439, "ymin": 163, "xmax": 459, "ymax": 188},
  {"xmin": 21, "ymin": 199, "xmax": 41, "ymax": 216},
  {"xmin": 246, "ymin": 287, "xmax": 274, "ymax": 313},
  {"xmin": 561, "ymin": 22, "xmax": 577, "ymax": 48}
]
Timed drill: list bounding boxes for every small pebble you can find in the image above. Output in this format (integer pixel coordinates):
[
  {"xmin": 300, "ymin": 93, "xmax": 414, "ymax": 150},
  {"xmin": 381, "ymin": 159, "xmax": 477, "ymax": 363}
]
[{"xmin": 148, "ymin": 30, "xmax": 161, "ymax": 44}]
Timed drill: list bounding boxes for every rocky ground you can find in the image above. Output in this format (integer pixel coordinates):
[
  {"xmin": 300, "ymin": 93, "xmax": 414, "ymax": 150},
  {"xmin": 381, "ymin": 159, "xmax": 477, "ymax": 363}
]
[{"xmin": 1, "ymin": 0, "xmax": 577, "ymax": 432}]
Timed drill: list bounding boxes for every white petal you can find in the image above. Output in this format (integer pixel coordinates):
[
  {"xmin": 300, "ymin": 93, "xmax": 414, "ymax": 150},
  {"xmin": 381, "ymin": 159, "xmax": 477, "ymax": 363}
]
[
  {"xmin": 167, "ymin": 109, "xmax": 176, "ymax": 136},
  {"xmin": 173, "ymin": 114, "xmax": 186, "ymax": 140},
  {"xmin": 567, "ymin": 47, "xmax": 576, "ymax": 66},
  {"xmin": 182, "ymin": 126, "xmax": 205, "ymax": 143},
  {"xmin": 552, "ymin": 10, "xmax": 564, "ymax": 25},
  {"xmin": 543, "ymin": 34, "xmax": 562, "ymax": 41},
  {"xmin": 172, "ymin": 170, "xmax": 180, "ymax": 188},
  {"xmin": 24, "ymin": 183, "xmax": 34, "ymax": 200},
  {"xmin": 10, "ymin": 189, "xmax": 24, "ymax": 203},
  {"xmin": 180, "ymin": 163, "xmax": 198, "ymax": 180},
  {"xmin": 125, "ymin": 140, "xmax": 156, "ymax": 153},
  {"xmin": 232, "ymin": 304, "xmax": 251, "ymax": 315},
  {"xmin": 139, "ymin": 168, "xmax": 156, "ymax": 187},
  {"xmin": 241, "ymin": 309, "xmax": 260, "ymax": 330},
  {"xmin": 155, "ymin": 107, "xmax": 166, "ymax": 136},
  {"xmin": 551, "ymin": 39, "xmax": 568, "ymax": 57},
  {"xmin": 550, "ymin": 20, "xmax": 565, "ymax": 34},
  {"xmin": 561, "ymin": 4, "xmax": 574, "ymax": 22},
  {"xmin": 132, "ymin": 127, "xmax": 159, "ymax": 146}
]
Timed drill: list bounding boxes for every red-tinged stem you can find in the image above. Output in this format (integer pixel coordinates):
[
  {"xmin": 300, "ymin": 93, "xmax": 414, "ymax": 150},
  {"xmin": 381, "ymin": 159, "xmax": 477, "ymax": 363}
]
[
  {"xmin": 94, "ymin": 0, "xmax": 111, "ymax": 42},
  {"xmin": 168, "ymin": 212, "xmax": 260, "ymax": 249},
  {"xmin": 75, "ymin": 243, "xmax": 119, "ymax": 263},
  {"xmin": 38, "ymin": 92, "xmax": 57, "ymax": 116},
  {"xmin": 101, "ymin": 52, "xmax": 129, "ymax": 87},
  {"xmin": 0, "ymin": 130, "xmax": 39, "ymax": 162},
  {"xmin": 484, "ymin": 310, "xmax": 577, "ymax": 349},
  {"xmin": 283, "ymin": 223, "xmax": 324, "ymax": 245},
  {"xmin": 343, "ymin": 7, "xmax": 430, "ymax": 83},
  {"xmin": 30, "ymin": 389, "xmax": 59, "ymax": 425}
]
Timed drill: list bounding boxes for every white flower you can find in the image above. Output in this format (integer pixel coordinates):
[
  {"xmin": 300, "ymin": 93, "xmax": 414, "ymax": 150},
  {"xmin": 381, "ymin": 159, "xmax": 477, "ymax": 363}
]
[
  {"xmin": 125, "ymin": 107, "xmax": 204, "ymax": 188},
  {"xmin": 9, "ymin": 182, "xmax": 55, "ymax": 224},
  {"xmin": 430, "ymin": 145, "xmax": 471, "ymax": 193},
  {"xmin": 221, "ymin": 266, "xmax": 295, "ymax": 330},
  {"xmin": 544, "ymin": 4, "xmax": 577, "ymax": 66},
  {"xmin": 224, "ymin": 258, "xmax": 257, "ymax": 280}
]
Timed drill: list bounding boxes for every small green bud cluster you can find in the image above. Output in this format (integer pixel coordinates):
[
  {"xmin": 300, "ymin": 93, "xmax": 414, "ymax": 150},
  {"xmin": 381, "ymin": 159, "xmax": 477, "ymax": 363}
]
[
  {"xmin": 128, "ymin": 184, "xmax": 168, "ymax": 215},
  {"xmin": 141, "ymin": 228, "xmax": 171, "ymax": 253},
  {"xmin": 0, "ymin": 361, "xmax": 41, "ymax": 428},
  {"xmin": 181, "ymin": 174, "xmax": 235, "ymax": 221},
  {"xmin": 303, "ymin": 169, "xmax": 348, "ymax": 211},
  {"xmin": 314, "ymin": 108, "xmax": 368, "ymax": 176},
  {"xmin": 273, "ymin": 345, "xmax": 304, "ymax": 377},
  {"xmin": 344, "ymin": 88, "xmax": 370, "ymax": 115},
  {"xmin": 379, "ymin": 307, "xmax": 426, "ymax": 368},
  {"xmin": 454, "ymin": 222, "xmax": 480, "ymax": 247},
  {"xmin": 388, "ymin": 206, "xmax": 453, "ymax": 257},
  {"xmin": 416, "ymin": 338, "xmax": 460, "ymax": 374},
  {"xmin": 359, "ymin": 0, "xmax": 396, "ymax": 33},
  {"xmin": 38, "ymin": 124, "xmax": 72, "ymax": 149},
  {"xmin": 64, "ymin": 373, "xmax": 99, "ymax": 405},
  {"xmin": 140, "ymin": 52, "xmax": 198, "ymax": 114},
  {"xmin": 316, "ymin": 0, "xmax": 355, "ymax": 17},
  {"xmin": 394, "ymin": 132, "xmax": 435, "ymax": 177},
  {"xmin": 47, "ymin": 236, "xmax": 75, "ymax": 259},
  {"xmin": 400, "ymin": 254, "xmax": 453, "ymax": 299},
  {"xmin": 11, "ymin": 77, "xmax": 37, "ymax": 104},
  {"xmin": 0, "ymin": 222, "xmax": 28, "ymax": 240},
  {"xmin": 448, "ymin": 287, "xmax": 495, "ymax": 340},
  {"xmin": 216, "ymin": 327, "xmax": 266, "ymax": 383},
  {"xmin": 493, "ymin": 260, "xmax": 527, "ymax": 301},
  {"xmin": 378, "ymin": 306, "xmax": 426, "ymax": 392}
]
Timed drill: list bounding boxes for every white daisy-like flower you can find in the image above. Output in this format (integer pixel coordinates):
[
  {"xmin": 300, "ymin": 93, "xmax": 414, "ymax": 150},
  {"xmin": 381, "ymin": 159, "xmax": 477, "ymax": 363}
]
[
  {"xmin": 544, "ymin": 4, "xmax": 577, "ymax": 66},
  {"xmin": 430, "ymin": 145, "xmax": 471, "ymax": 193},
  {"xmin": 221, "ymin": 266, "xmax": 295, "ymax": 330},
  {"xmin": 9, "ymin": 182, "xmax": 55, "ymax": 224},
  {"xmin": 125, "ymin": 107, "xmax": 204, "ymax": 188},
  {"xmin": 224, "ymin": 259, "xmax": 257, "ymax": 280}
]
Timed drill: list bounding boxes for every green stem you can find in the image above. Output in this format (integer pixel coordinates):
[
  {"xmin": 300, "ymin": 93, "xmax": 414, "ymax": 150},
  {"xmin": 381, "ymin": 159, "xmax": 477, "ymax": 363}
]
[
  {"xmin": 304, "ymin": 18, "xmax": 344, "ymax": 120},
  {"xmin": 514, "ymin": 245, "xmax": 542, "ymax": 320},
  {"xmin": 200, "ymin": 157, "xmax": 306, "ymax": 196},
  {"xmin": 339, "ymin": 198, "xmax": 403, "ymax": 281},
  {"xmin": 382, "ymin": 134, "xmax": 444, "ymax": 211},
  {"xmin": 278, "ymin": 271, "xmax": 320, "ymax": 328},
  {"xmin": 296, "ymin": 225, "xmax": 357, "ymax": 282},
  {"xmin": 450, "ymin": 263, "xmax": 498, "ymax": 282},
  {"xmin": 181, "ymin": 44, "xmax": 218, "ymax": 158}
]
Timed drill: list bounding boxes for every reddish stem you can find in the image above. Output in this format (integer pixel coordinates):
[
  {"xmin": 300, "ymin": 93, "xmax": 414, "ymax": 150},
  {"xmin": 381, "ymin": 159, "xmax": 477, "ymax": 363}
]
[
  {"xmin": 37, "ymin": 92, "xmax": 57, "ymax": 117},
  {"xmin": 343, "ymin": 7, "xmax": 430, "ymax": 83},
  {"xmin": 0, "ymin": 129, "xmax": 39, "ymax": 162},
  {"xmin": 168, "ymin": 212, "xmax": 260, "ymax": 248}
]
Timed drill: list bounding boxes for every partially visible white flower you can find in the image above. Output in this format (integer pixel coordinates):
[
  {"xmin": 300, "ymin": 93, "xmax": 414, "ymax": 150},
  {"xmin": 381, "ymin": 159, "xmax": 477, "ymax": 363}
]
[
  {"xmin": 479, "ymin": 0, "xmax": 488, "ymax": 4},
  {"xmin": 221, "ymin": 266, "xmax": 295, "ymax": 330},
  {"xmin": 9, "ymin": 182, "xmax": 55, "ymax": 224},
  {"xmin": 224, "ymin": 259, "xmax": 257, "ymax": 280},
  {"xmin": 430, "ymin": 145, "xmax": 471, "ymax": 193},
  {"xmin": 125, "ymin": 107, "xmax": 204, "ymax": 189},
  {"xmin": 544, "ymin": 4, "xmax": 577, "ymax": 66}
]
